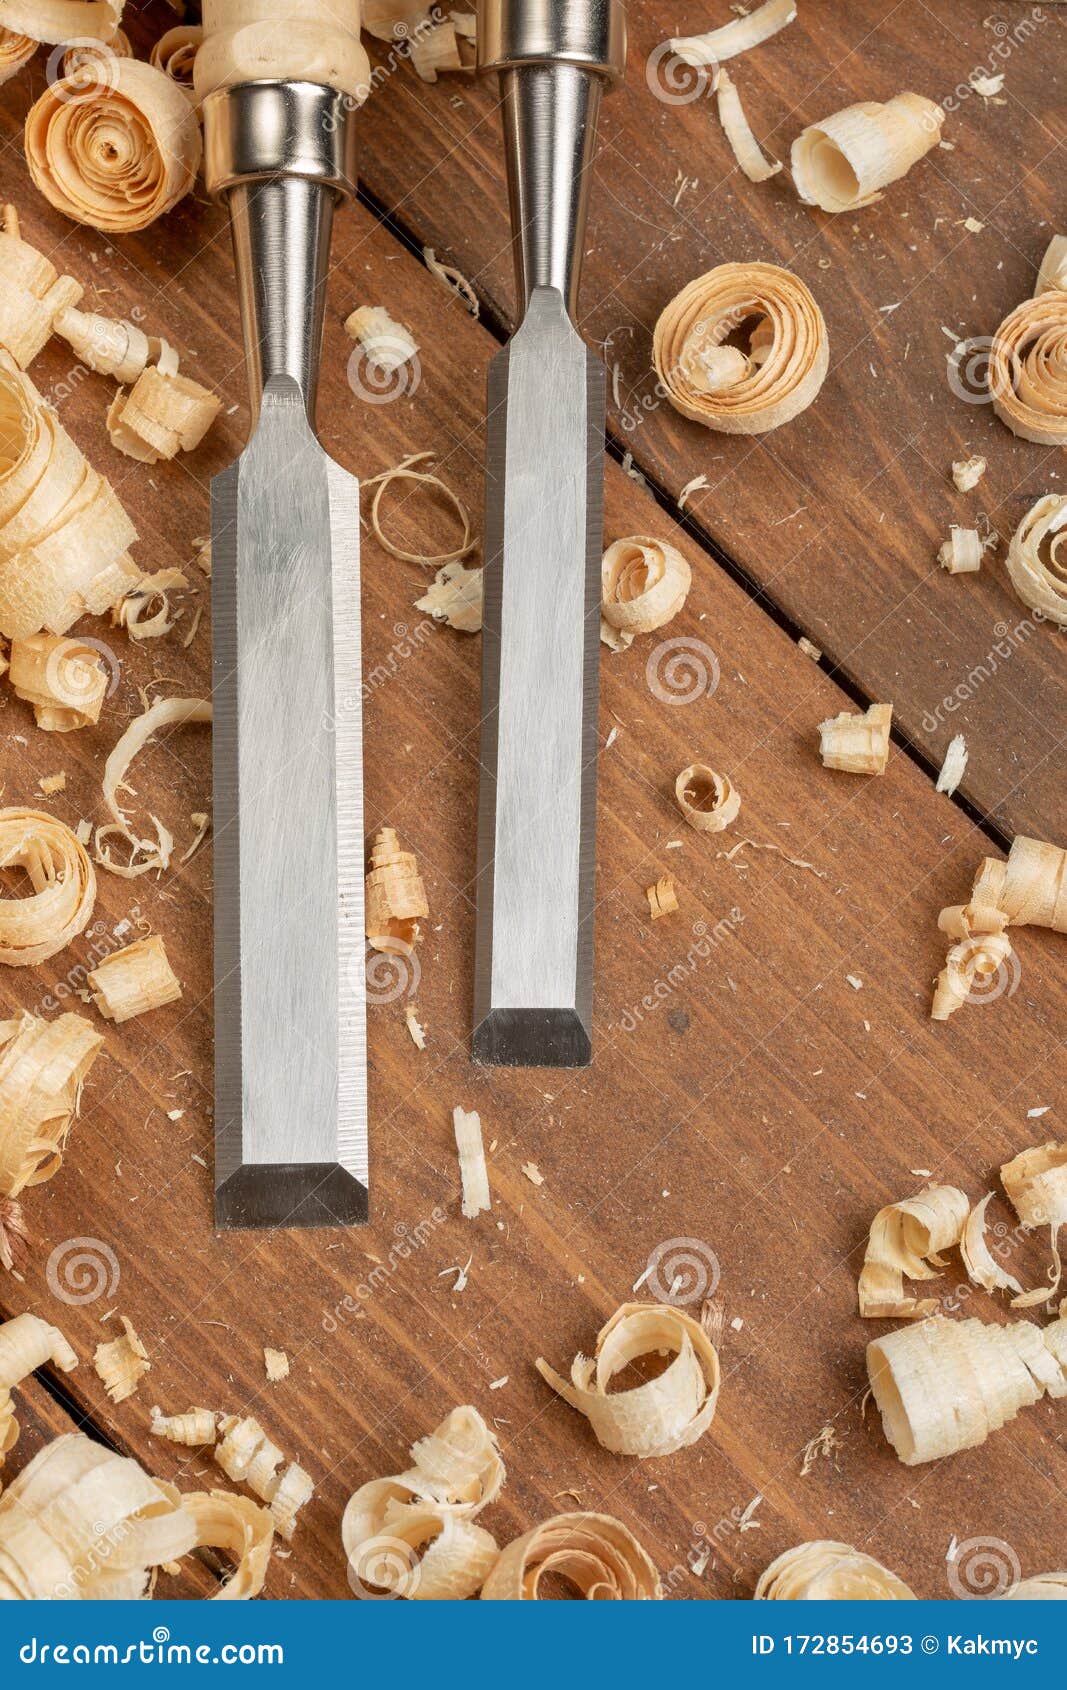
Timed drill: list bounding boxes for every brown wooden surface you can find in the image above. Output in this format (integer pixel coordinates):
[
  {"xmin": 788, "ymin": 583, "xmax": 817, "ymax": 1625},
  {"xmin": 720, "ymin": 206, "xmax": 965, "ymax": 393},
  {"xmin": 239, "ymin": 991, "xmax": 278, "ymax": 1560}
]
[{"xmin": 0, "ymin": 2, "xmax": 1064, "ymax": 1603}]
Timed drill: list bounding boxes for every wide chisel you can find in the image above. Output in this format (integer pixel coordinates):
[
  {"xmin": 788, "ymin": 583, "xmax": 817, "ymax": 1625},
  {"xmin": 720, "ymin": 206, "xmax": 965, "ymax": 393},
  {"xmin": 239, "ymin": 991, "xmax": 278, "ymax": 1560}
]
[
  {"xmin": 472, "ymin": 0, "xmax": 626, "ymax": 1067},
  {"xmin": 204, "ymin": 81, "xmax": 368, "ymax": 1227}
]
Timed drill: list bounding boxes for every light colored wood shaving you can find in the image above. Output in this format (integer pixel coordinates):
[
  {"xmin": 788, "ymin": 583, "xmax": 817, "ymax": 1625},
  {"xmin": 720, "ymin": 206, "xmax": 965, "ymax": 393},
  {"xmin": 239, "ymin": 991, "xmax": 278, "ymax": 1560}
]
[
  {"xmin": 932, "ymin": 836, "xmax": 1066, "ymax": 1020},
  {"xmin": 0, "ymin": 1311, "xmax": 77, "ymax": 1464},
  {"xmin": 0, "ymin": 1009, "xmax": 103, "ymax": 1207},
  {"xmin": 756, "ymin": 1540, "xmax": 916, "ymax": 1599},
  {"xmin": 536, "ymin": 1302, "xmax": 721, "ymax": 1458},
  {"xmin": 363, "ymin": 0, "xmax": 438, "ymax": 40},
  {"xmin": 0, "ymin": 2, "xmax": 122, "ymax": 47},
  {"xmin": 0, "ymin": 353, "xmax": 141, "ymax": 640},
  {"xmin": 214, "ymin": 1414, "xmax": 313, "ymax": 1542},
  {"xmin": 108, "ymin": 367, "xmax": 220, "ymax": 464},
  {"xmin": 414, "ymin": 559, "xmax": 483, "ymax": 632},
  {"xmin": 410, "ymin": 19, "xmax": 467, "ymax": 81},
  {"xmin": 0, "ymin": 31, "xmax": 36, "ymax": 85},
  {"xmin": 61, "ymin": 30, "xmax": 131, "ymax": 78},
  {"xmin": 482, "ymin": 1510, "xmax": 661, "ymax": 1600},
  {"xmin": 344, "ymin": 305, "xmax": 418, "ymax": 375},
  {"xmin": 192, "ymin": 9, "xmax": 370, "ymax": 106},
  {"xmin": 799, "ymin": 1423, "xmax": 842, "ymax": 1476},
  {"xmin": 936, "ymin": 733, "xmax": 968, "ymax": 795},
  {"xmin": 1006, "ymin": 495, "xmax": 1067, "ymax": 627},
  {"xmin": 522, "ymin": 1161, "xmax": 544, "ymax": 1187},
  {"xmin": 1035, "ymin": 234, "xmax": 1067, "ymax": 297},
  {"xmin": 670, "ymin": 0, "xmax": 795, "ymax": 67},
  {"xmin": 94, "ymin": 1314, "xmax": 150, "ymax": 1404},
  {"xmin": 715, "ymin": 68, "xmax": 782, "ymax": 182},
  {"xmin": 1003, "ymin": 1572, "xmax": 1067, "ymax": 1599},
  {"xmin": 858, "ymin": 1184, "xmax": 969, "ymax": 1318},
  {"xmin": 674, "ymin": 763, "xmax": 741, "ymax": 834},
  {"xmin": 404, "ymin": 1003, "xmax": 427, "ymax": 1049},
  {"xmin": 422, "ymin": 247, "xmax": 479, "ymax": 317},
  {"xmin": 791, "ymin": 94, "xmax": 943, "ymax": 213},
  {"xmin": 601, "ymin": 536, "xmax": 691, "ymax": 638},
  {"xmin": 932, "ymin": 930, "xmax": 1014, "ymax": 1020},
  {"xmin": 114, "ymin": 566, "xmax": 189, "ymax": 641},
  {"xmin": 647, "ymin": 874, "xmax": 678, "ymax": 919},
  {"xmin": 951, "ymin": 454, "xmax": 986, "ymax": 492},
  {"xmin": 938, "ymin": 526, "xmax": 982, "ymax": 574},
  {"xmin": 1001, "ymin": 1142, "xmax": 1067, "ymax": 1308},
  {"xmin": 365, "ymin": 451, "xmax": 476, "ymax": 568},
  {"xmin": 365, "ymin": 826, "xmax": 428, "ymax": 956},
  {"xmin": 717, "ymin": 836, "xmax": 826, "ymax": 877},
  {"xmin": 818, "ymin": 701, "xmax": 892, "ymax": 774},
  {"xmin": 54, "ymin": 304, "xmax": 178, "ymax": 384},
  {"xmin": 0, "ymin": 204, "xmax": 82, "ymax": 369},
  {"xmin": 150, "ymin": 1405, "xmax": 218, "ymax": 1446},
  {"xmin": 264, "ymin": 1347, "xmax": 289, "ymax": 1383},
  {"xmin": 181, "ymin": 1488, "xmax": 274, "ymax": 1600},
  {"xmin": 37, "ymin": 772, "xmax": 65, "ymax": 795},
  {"xmin": 343, "ymin": 1405, "xmax": 504, "ymax": 1600},
  {"xmin": 148, "ymin": 24, "xmax": 203, "ymax": 102},
  {"xmin": 0, "ymin": 808, "xmax": 96, "ymax": 966},
  {"xmin": 25, "ymin": 58, "xmax": 201, "ymax": 234},
  {"xmin": 95, "ymin": 694, "xmax": 211, "ymax": 879},
  {"xmin": 88, "ymin": 934, "xmax": 182, "ymax": 1023},
  {"xmin": 454, "ymin": 1106, "xmax": 490, "ymax": 1219},
  {"xmin": 654, "ymin": 263, "xmax": 828, "ymax": 435},
  {"xmin": 989, "ymin": 278, "xmax": 1067, "ymax": 445},
  {"xmin": 961, "ymin": 1193, "xmax": 1025, "ymax": 1299},
  {"xmin": 8, "ymin": 633, "xmax": 108, "ymax": 731}
]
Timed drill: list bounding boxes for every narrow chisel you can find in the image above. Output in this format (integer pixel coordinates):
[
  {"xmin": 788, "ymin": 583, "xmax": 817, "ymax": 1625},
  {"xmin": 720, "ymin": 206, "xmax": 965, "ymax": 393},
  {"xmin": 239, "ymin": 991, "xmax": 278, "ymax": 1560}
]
[
  {"xmin": 204, "ymin": 81, "xmax": 368, "ymax": 1227},
  {"xmin": 472, "ymin": 0, "xmax": 626, "ymax": 1067}
]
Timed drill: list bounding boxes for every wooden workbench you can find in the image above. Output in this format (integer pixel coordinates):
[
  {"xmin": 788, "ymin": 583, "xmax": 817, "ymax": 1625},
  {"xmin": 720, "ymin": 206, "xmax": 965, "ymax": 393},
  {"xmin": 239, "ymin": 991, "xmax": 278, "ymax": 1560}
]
[{"xmin": 0, "ymin": 0, "xmax": 1064, "ymax": 1599}]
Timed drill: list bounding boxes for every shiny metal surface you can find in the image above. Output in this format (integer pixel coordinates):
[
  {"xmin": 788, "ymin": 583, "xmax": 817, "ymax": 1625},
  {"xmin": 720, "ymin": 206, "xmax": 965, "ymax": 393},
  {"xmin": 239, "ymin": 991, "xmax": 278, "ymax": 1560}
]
[
  {"xmin": 473, "ymin": 20, "xmax": 621, "ymax": 1067},
  {"xmin": 207, "ymin": 82, "xmax": 367, "ymax": 1226},
  {"xmin": 477, "ymin": 0, "xmax": 626, "ymax": 81},
  {"xmin": 203, "ymin": 80, "xmax": 357, "ymax": 198}
]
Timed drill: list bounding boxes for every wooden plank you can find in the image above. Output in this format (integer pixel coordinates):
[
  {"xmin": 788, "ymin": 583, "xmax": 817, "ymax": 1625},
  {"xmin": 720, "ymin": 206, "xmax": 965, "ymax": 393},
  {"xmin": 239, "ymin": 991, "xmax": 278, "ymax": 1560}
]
[
  {"xmin": 0, "ymin": 49, "xmax": 1064, "ymax": 1603},
  {"xmin": 348, "ymin": 0, "xmax": 1066, "ymax": 842}
]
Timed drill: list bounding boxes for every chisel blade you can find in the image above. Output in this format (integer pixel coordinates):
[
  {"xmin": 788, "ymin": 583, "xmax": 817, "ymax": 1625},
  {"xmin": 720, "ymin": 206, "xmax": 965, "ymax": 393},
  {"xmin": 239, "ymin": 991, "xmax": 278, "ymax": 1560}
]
[
  {"xmin": 472, "ymin": 288, "xmax": 602, "ymax": 1068},
  {"xmin": 212, "ymin": 376, "xmax": 367, "ymax": 1228}
]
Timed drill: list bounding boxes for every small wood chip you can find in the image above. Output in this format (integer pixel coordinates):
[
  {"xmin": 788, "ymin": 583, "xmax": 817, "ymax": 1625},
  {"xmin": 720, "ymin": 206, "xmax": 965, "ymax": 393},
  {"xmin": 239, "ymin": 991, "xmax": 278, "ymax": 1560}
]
[
  {"xmin": 454, "ymin": 1106, "xmax": 491, "ymax": 1218},
  {"xmin": 646, "ymin": 875, "xmax": 678, "ymax": 919},
  {"xmin": 94, "ymin": 1315, "xmax": 150, "ymax": 1404},
  {"xmin": 263, "ymin": 1348, "xmax": 289, "ymax": 1383}
]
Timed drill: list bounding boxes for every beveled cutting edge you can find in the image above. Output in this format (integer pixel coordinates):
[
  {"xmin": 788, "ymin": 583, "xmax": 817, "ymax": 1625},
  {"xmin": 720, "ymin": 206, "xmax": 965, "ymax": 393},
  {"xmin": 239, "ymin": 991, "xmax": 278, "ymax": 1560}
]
[
  {"xmin": 205, "ymin": 81, "xmax": 367, "ymax": 1227},
  {"xmin": 472, "ymin": 2, "xmax": 626, "ymax": 1067}
]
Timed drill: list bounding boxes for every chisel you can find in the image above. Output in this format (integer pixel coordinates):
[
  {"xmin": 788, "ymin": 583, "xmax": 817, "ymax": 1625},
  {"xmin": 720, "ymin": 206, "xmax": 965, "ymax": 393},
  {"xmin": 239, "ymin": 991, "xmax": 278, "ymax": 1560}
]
[
  {"xmin": 472, "ymin": 0, "xmax": 626, "ymax": 1067},
  {"xmin": 204, "ymin": 81, "xmax": 368, "ymax": 1227}
]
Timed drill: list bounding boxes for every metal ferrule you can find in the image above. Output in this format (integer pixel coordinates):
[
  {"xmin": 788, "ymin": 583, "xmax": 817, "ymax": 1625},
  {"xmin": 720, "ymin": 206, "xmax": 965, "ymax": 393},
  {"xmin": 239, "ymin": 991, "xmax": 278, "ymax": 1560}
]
[
  {"xmin": 203, "ymin": 82, "xmax": 357, "ymax": 418},
  {"xmin": 477, "ymin": 0, "xmax": 626, "ymax": 82}
]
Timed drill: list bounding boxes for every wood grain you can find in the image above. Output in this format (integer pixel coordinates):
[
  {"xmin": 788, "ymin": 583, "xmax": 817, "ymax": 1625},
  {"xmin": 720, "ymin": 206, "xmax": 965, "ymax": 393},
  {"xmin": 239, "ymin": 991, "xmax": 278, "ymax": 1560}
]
[
  {"xmin": 0, "ymin": 8, "xmax": 1063, "ymax": 1604},
  {"xmin": 349, "ymin": 0, "xmax": 1066, "ymax": 843}
]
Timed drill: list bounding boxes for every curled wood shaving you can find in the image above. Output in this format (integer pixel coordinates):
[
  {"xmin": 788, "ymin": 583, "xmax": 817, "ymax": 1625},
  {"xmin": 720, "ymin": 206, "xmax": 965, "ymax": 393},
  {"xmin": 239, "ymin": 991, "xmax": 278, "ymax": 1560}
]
[
  {"xmin": 0, "ymin": 354, "xmax": 140, "ymax": 640},
  {"xmin": 365, "ymin": 452, "xmax": 476, "ymax": 568},
  {"xmin": 932, "ymin": 836, "xmax": 1066, "ymax": 1020},
  {"xmin": 363, "ymin": 0, "xmax": 431, "ymax": 39},
  {"xmin": 150, "ymin": 1405, "xmax": 218, "ymax": 1446},
  {"xmin": 410, "ymin": 19, "xmax": 467, "ymax": 82},
  {"xmin": 0, "ymin": 808, "xmax": 96, "ymax": 966},
  {"xmin": 405, "ymin": 1003, "xmax": 427, "ymax": 1049},
  {"xmin": 951, "ymin": 454, "xmax": 986, "ymax": 492},
  {"xmin": 54, "ymin": 304, "xmax": 178, "ymax": 385},
  {"xmin": 88, "ymin": 933, "xmax": 181, "ymax": 1023},
  {"xmin": 25, "ymin": 59, "xmax": 202, "ymax": 234},
  {"xmin": 192, "ymin": 15, "xmax": 370, "ymax": 106},
  {"xmin": 344, "ymin": 305, "xmax": 418, "ymax": 376},
  {"xmin": 96, "ymin": 695, "xmax": 211, "ymax": 879},
  {"xmin": 263, "ymin": 1348, "xmax": 289, "ymax": 1383},
  {"xmin": 8, "ymin": 634, "xmax": 108, "ymax": 731},
  {"xmin": 1, "ymin": 1, "xmax": 123, "ymax": 45},
  {"xmin": 756, "ymin": 1540, "xmax": 915, "ymax": 1600},
  {"xmin": 0, "ymin": 1010, "xmax": 103, "ymax": 1203},
  {"xmin": 817, "ymin": 701, "xmax": 891, "ymax": 775},
  {"xmin": 1003, "ymin": 1572, "xmax": 1067, "ymax": 1600},
  {"xmin": 601, "ymin": 536, "xmax": 691, "ymax": 639},
  {"xmin": 107, "ymin": 367, "xmax": 220, "ymax": 463},
  {"xmin": 867, "ymin": 1312, "xmax": 1067, "ymax": 1465},
  {"xmin": 1006, "ymin": 494, "xmax": 1067, "ymax": 627},
  {"xmin": 989, "ymin": 279, "xmax": 1067, "ymax": 445},
  {"xmin": 61, "ymin": 29, "xmax": 131, "ymax": 78},
  {"xmin": 791, "ymin": 94, "xmax": 943, "ymax": 213},
  {"xmin": 932, "ymin": 930, "xmax": 1014, "ymax": 1021},
  {"xmin": 0, "ymin": 1431, "xmax": 196, "ymax": 1601},
  {"xmin": 653, "ymin": 263, "xmax": 828, "ymax": 435},
  {"xmin": 422, "ymin": 247, "xmax": 480, "ymax": 317},
  {"xmin": 38, "ymin": 773, "xmax": 65, "ymax": 795},
  {"xmin": 414, "ymin": 560, "xmax": 483, "ymax": 632},
  {"xmin": 647, "ymin": 875, "xmax": 678, "ymax": 920},
  {"xmin": 0, "ymin": 30, "xmax": 35, "ymax": 84},
  {"xmin": 935, "ymin": 733, "xmax": 968, "ymax": 796},
  {"xmin": 482, "ymin": 1511, "xmax": 661, "ymax": 1600},
  {"xmin": 181, "ymin": 1489, "xmax": 273, "ymax": 1600},
  {"xmin": 148, "ymin": 24, "xmax": 203, "ymax": 102},
  {"xmin": 857, "ymin": 1184, "xmax": 969, "ymax": 1318},
  {"xmin": 365, "ymin": 825, "xmax": 427, "ymax": 955},
  {"xmin": 669, "ymin": 0, "xmax": 796, "ymax": 66},
  {"xmin": 94, "ymin": 1314, "xmax": 150, "ymax": 1404},
  {"xmin": 1036, "ymin": 235, "xmax": 1067, "ymax": 298},
  {"xmin": 0, "ymin": 1199, "xmax": 28, "ymax": 1273},
  {"xmin": 1001, "ymin": 1142, "xmax": 1067, "ymax": 1307},
  {"xmin": 0, "ymin": 1312, "xmax": 77, "ymax": 1464},
  {"xmin": 674, "ymin": 764, "xmax": 740, "ymax": 834},
  {"xmin": 716, "ymin": 69, "xmax": 782, "ymax": 183},
  {"xmin": 215, "ymin": 1415, "xmax": 313, "ymax": 1542},
  {"xmin": 454, "ymin": 1106, "xmax": 490, "ymax": 1219},
  {"xmin": 0, "ymin": 205, "xmax": 82, "ymax": 369},
  {"xmin": 535, "ymin": 1302, "xmax": 721, "ymax": 1458},
  {"xmin": 114, "ymin": 566, "xmax": 188, "ymax": 640},
  {"xmin": 342, "ymin": 1405, "xmax": 504, "ymax": 1599},
  {"xmin": 938, "ymin": 525, "xmax": 983, "ymax": 574},
  {"xmin": 961, "ymin": 1194, "xmax": 1025, "ymax": 1299}
]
